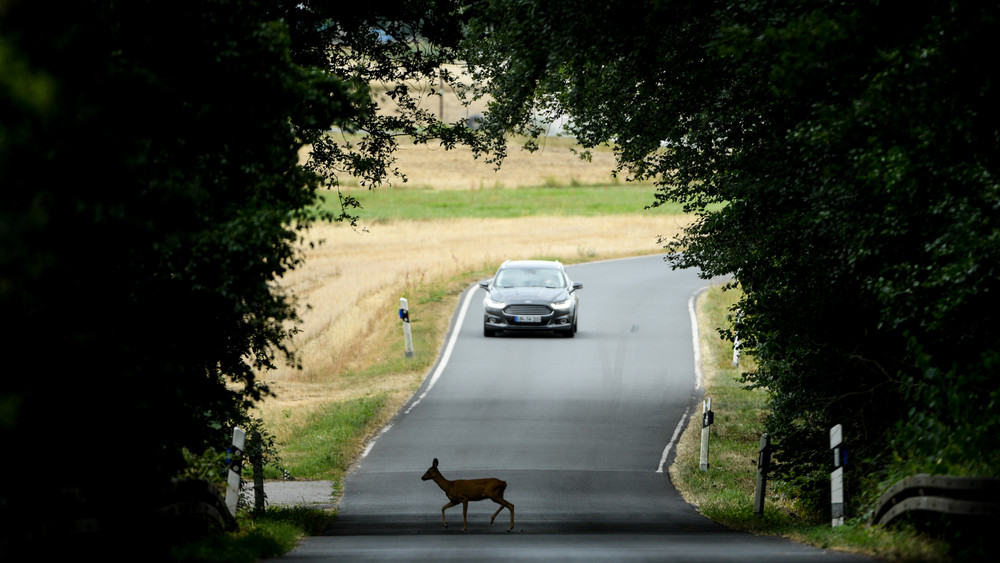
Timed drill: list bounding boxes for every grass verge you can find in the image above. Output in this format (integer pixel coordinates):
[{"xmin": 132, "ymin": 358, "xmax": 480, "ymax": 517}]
[
  {"xmin": 169, "ymin": 508, "xmax": 334, "ymax": 563},
  {"xmin": 669, "ymin": 284, "xmax": 952, "ymax": 562},
  {"xmin": 270, "ymin": 394, "xmax": 388, "ymax": 481}
]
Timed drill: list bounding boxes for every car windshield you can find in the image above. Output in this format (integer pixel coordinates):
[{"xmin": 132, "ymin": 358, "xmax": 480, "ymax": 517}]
[{"xmin": 496, "ymin": 268, "xmax": 564, "ymax": 288}]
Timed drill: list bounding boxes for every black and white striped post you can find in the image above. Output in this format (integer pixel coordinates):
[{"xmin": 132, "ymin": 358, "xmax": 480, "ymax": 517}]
[
  {"xmin": 225, "ymin": 426, "xmax": 246, "ymax": 516},
  {"xmin": 700, "ymin": 397, "xmax": 714, "ymax": 471},
  {"xmin": 830, "ymin": 424, "xmax": 846, "ymax": 527},
  {"xmin": 732, "ymin": 310, "xmax": 743, "ymax": 367},
  {"xmin": 399, "ymin": 297, "xmax": 414, "ymax": 358}
]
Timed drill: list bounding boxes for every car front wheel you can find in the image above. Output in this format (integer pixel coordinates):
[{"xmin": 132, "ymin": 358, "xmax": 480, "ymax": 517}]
[{"xmin": 563, "ymin": 322, "xmax": 576, "ymax": 338}]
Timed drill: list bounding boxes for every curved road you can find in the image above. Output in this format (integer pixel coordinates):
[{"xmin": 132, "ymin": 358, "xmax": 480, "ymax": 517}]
[{"xmin": 278, "ymin": 255, "xmax": 872, "ymax": 562}]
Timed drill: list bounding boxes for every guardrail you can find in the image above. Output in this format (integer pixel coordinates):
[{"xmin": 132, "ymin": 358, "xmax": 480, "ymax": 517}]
[{"xmin": 872, "ymin": 474, "xmax": 1000, "ymax": 527}]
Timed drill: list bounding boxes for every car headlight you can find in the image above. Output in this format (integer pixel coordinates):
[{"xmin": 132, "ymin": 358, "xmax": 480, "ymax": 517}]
[
  {"xmin": 484, "ymin": 297, "xmax": 506, "ymax": 309},
  {"xmin": 550, "ymin": 298, "xmax": 572, "ymax": 310}
]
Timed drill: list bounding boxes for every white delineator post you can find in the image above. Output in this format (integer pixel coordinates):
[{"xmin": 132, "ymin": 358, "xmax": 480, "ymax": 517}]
[
  {"xmin": 830, "ymin": 424, "xmax": 846, "ymax": 527},
  {"xmin": 700, "ymin": 397, "xmax": 714, "ymax": 471},
  {"xmin": 225, "ymin": 426, "xmax": 246, "ymax": 516},
  {"xmin": 400, "ymin": 297, "xmax": 414, "ymax": 358}
]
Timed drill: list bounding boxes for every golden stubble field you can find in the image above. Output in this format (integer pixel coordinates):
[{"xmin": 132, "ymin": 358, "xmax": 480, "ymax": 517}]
[
  {"xmin": 361, "ymin": 136, "xmax": 622, "ymax": 189},
  {"xmin": 255, "ymin": 85, "xmax": 694, "ymax": 445}
]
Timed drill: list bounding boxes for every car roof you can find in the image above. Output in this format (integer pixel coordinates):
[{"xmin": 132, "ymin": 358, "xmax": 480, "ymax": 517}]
[{"xmin": 498, "ymin": 260, "xmax": 564, "ymax": 270}]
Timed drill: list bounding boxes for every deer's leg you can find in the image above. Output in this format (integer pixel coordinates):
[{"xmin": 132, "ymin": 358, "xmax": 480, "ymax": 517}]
[
  {"xmin": 489, "ymin": 502, "xmax": 503, "ymax": 524},
  {"xmin": 461, "ymin": 501, "xmax": 469, "ymax": 532},
  {"xmin": 489, "ymin": 499, "xmax": 515, "ymax": 531},
  {"xmin": 441, "ymin": 500, "xmax": 460, "ymax": 528}
]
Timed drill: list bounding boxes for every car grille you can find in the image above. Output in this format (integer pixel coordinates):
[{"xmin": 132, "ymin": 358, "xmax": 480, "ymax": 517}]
[{"xmin": 505, "ymin": 304, "xmax": 551, "ymax": 315}]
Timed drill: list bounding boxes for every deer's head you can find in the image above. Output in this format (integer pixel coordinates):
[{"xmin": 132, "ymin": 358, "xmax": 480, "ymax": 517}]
[{"xmin": 421, "ymin": 458, "xmax": 440, "ymax": 481}]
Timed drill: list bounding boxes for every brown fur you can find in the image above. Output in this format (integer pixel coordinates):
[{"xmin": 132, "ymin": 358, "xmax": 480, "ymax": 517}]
[{"xmin": 421, "ymin": 458, "xmax": 515, "ymax": 532}]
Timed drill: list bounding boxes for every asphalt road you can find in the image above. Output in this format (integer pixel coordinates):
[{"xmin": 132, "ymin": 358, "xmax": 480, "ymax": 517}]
[{"xmin": 273, "ymin": 255, "xmax": 874, "ymax": 562}]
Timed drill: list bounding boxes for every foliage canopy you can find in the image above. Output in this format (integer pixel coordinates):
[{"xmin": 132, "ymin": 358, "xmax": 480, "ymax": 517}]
[{"xmin": 0, "ymin": 0, "xmax": 468, "ymax": 555}]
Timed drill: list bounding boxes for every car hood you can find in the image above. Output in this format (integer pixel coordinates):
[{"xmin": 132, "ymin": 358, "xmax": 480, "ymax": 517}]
[{"xmin": 490, "ymin": 286, "xmax": 569, "ymax": 303}]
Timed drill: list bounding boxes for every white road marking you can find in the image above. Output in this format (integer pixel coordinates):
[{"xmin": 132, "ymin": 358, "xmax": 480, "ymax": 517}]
[
  {"xmin": 689, "ymin": 286, "xmax": 706, "ymax": 390},
  {"xmin": 403, "ymin": 286, "xmax": 477, "ymax": 415},
  {"xmin": 657, "ymin": 405, "xmax": 691, "ymax": 473},
  {"xmin": 655, "ymin": 285, "xmax": 710, "ymax": 473},
  {"xmin": 360, "ymin": 424, "xmax": 392, "ymax": 459}
]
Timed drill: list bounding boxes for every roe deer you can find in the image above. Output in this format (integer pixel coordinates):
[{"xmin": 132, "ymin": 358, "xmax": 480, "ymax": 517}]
[{"xmin": 420, "ymin": 458, "xmax": 514, "ymax": 532}]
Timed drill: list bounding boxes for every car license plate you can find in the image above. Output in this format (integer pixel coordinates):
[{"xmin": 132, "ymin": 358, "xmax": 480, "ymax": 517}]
[{"xmin": 515, "ymin": 315, "xmax": 541, "ymax": 323}]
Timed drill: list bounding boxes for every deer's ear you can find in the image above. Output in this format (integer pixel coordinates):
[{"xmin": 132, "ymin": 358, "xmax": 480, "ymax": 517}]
[{"xmin": 432, "ymin": 458, "xmax": 439, "ymax": 467}]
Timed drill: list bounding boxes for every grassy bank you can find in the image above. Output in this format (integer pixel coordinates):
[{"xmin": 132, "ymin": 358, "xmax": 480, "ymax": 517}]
[
  {"xmin": 258, "ymin": 266, "xmax": 493, "ymax": 485},
  {"xmin": 670, "ymin": 284, "xmax": 951, "ymax": 562}
]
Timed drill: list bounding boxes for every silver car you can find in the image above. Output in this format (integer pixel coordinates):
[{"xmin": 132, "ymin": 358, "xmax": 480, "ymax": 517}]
[{"xmin": 478, "ymin": 260, "xmax": 582, "ymax": 337}]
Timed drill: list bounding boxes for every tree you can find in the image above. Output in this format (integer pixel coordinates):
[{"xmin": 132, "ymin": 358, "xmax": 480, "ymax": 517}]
[
  {"xmin": 460, "ymin": 0, "xmax": 1000, "ymax": 511},
  {"xmin": 0, "ymin": 0, "xmax": 422, "ymax": 555},
  {"xmin": 273, "ymin": 0, "xmax": 489, "ymax": 215}
]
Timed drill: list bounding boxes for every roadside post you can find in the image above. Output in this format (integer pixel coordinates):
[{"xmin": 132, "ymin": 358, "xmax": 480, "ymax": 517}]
[
  {"xmin": 732, "ymin": 310, "xmax": 743, "ymax": 367},
  {"xmin": 700, "ymin": 397, "xmax": 714, "ymax": 471},
  {"xmin": 754, "ymin": 433, "xmax": 771, "ymax": 515},
  {"xmin": 830, "ymin": 424, "xmax": 847, "ymax": 527},
  {"xmin": 251, "ymin": 430, "xmax": 265, "ymax": 516},
  {"xmin": 225, "ymin": 426, "xmax": 246, "ymax": 516},
  {"xmin": 400, "ymin": 297, "xmax": 414, "ymax": 358}
]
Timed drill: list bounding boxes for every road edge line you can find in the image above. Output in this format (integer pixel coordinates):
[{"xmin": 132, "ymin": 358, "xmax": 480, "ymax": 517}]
[{"xmin": 403, "ymin": 284, "xmax": 477, "ymax": 415}]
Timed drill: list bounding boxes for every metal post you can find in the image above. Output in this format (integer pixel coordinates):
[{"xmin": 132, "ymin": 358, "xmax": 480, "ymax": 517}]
[
  {"xmin": 400, "ymin": 297, "xmax": 414, "ymax": 358},
  {"xmin": 700, "ymin": 397, "xmax": 714, "ymax": 471},
  {"xmin": 225, "ymin": 426, "xmax": 246, "ymax": 516},
  {"xmin": 754, "ymin": 433, "xmax": 771, "ymax": 515},
  {"xmin": 830, "ymin": 424, "xmax": 846, "ymax": 527}
]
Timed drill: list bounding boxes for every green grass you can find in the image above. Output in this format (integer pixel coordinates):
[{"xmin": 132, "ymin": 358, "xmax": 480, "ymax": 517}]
[
  {"xmin": 267, "ymin": 395, "xmax": 389, "ymax": 482},
  {"xmin": 315, "ymin": 184, "xmax": 691, "ymax": 221},
  {"xmin": 169, "ymin": 508, "xmax": 333, "ymax": 563}
]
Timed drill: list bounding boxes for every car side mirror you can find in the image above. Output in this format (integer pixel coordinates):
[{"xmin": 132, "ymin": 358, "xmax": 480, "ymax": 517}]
[
  {"xmin": 479, "ymin": 280, "xmax": 491, "ymax": 291},
  {"xmin": 572, "ymin": 282, "xmax": 583, "ymax": 291}
]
